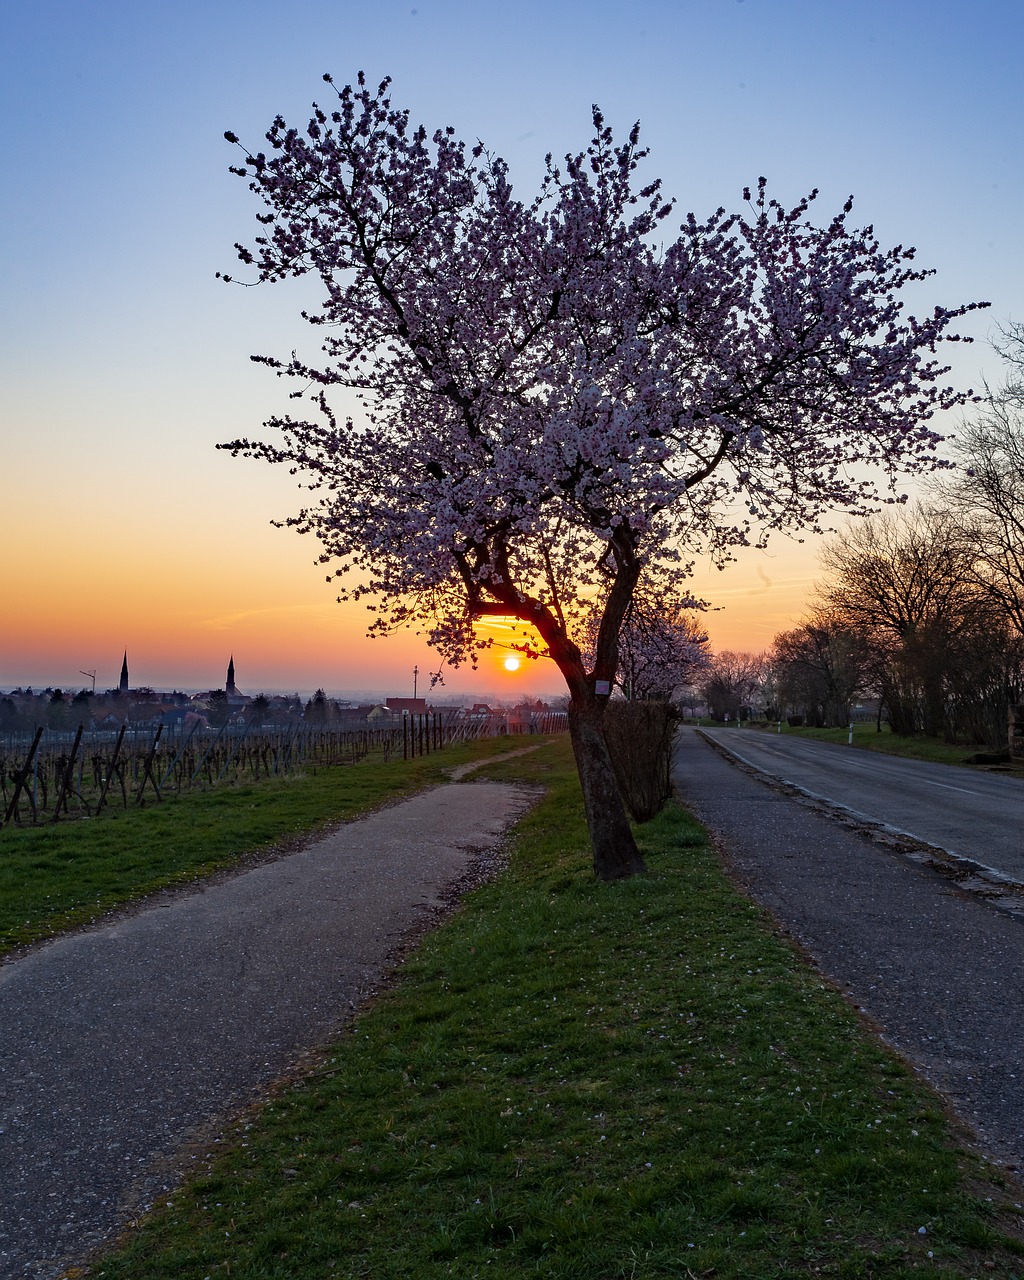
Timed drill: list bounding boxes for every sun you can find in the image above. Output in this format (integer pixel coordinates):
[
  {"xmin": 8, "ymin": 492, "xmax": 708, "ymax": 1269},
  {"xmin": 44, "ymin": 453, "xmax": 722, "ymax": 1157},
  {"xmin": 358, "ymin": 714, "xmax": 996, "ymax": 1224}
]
[{"xmin": 503, "ymin": 655, "xmax": 521, "ymax": 672}]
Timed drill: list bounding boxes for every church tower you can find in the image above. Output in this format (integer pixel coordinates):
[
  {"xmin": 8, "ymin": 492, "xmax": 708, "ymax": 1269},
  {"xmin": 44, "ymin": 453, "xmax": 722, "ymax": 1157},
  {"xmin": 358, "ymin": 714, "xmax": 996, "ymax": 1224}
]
[
  {"xmin": 226, "ymin": 655, "xmax": 237, "ymax": 698},
  {"xmin": 119, "ymin": 651, "xmax": 129, "ymax": 694}
]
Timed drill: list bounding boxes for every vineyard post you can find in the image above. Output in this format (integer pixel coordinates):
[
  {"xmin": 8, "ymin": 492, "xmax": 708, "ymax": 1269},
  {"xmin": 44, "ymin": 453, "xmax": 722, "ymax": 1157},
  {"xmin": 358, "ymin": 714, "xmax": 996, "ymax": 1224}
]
[
  {"xmin": 189, "ymin": 717, "xmax": 232, "ymax": 786},
  {"xmin": 157, "ymin": 718, "xmax": 201, "ymax": 793},
  {"xmin": 3, "ymin": 726, "xmax": 44, "ymax": 825},
  {"xmin": 95, "ymin": 724, "xmax": 127, "ymax": 814},
  {"xmin": 51, "ymin": 724, "xmax": 85, "ymax": 822},
  {"xmin": 216, "ymin": 718, "xmax": 253, "ymax": 782},
  {"xmin": 135, "ymin": 724, "xmax": 164, "ymax": 804},
  {"xmin": 280, "ymin": 724, "xmax": 301, "ymax": 772}
]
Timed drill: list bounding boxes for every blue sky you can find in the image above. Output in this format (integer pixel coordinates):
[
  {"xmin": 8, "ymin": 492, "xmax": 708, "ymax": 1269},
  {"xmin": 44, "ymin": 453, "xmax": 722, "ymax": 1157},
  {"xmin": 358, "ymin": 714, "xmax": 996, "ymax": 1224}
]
[{"xmin": 2, "ymin": 0, "xmax": 1021, "ymax": 695}]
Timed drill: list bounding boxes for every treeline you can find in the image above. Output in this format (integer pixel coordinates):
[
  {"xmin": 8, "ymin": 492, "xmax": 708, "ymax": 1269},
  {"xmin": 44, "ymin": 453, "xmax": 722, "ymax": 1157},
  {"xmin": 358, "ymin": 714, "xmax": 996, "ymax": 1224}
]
[{"xmin": 697, "ymin": 327, "xmax": 1024, "ymax": 746}]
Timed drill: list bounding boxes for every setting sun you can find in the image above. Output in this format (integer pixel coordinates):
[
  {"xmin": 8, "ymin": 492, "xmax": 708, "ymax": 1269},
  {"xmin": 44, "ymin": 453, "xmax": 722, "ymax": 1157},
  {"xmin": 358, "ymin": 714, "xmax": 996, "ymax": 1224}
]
[{"xmin": 503, "ymin": 656, "xmax": 520, "ymax": 672}]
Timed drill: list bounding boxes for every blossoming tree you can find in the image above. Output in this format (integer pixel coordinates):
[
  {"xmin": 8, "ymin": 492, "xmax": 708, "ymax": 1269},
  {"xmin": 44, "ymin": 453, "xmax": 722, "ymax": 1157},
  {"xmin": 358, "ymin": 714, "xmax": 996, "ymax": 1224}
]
[
  {"xmin": 580, "ymin": 579, "xmax": 710, "ymax": 702},
  {"xmin": 220, "ymin": 73, "xmax": 984, "ymax": 879},
  {"xmin": 615, "ymin": 595, "xmax": 711, "ymax": 703}
]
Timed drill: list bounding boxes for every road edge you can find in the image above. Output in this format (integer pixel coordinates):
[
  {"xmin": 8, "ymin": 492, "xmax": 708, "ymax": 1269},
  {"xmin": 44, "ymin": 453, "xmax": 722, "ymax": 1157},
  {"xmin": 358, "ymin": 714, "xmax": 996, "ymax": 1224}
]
[{"xmin": 693, "ymin": 727, "xmax": 1024, "ymax": 918}]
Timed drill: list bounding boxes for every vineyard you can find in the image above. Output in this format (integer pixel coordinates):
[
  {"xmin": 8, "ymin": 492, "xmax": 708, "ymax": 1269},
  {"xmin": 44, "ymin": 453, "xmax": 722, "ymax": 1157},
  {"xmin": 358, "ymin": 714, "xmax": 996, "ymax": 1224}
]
[{"xmin": 0, "ymin": 712, "xmax": 568, "ymax": 828}]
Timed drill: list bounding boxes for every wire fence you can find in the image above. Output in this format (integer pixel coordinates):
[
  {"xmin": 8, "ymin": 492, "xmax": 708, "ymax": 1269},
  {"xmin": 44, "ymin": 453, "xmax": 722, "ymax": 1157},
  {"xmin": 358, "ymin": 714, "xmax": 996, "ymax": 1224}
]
[{"xmin": 0, "ymin": 711, "xmax": 568, "ymax": 829}]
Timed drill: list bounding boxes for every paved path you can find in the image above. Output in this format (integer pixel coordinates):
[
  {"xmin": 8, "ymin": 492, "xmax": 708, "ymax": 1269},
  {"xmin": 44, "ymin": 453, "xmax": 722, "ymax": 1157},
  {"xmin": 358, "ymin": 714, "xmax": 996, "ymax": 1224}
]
[
  {"xmin": 0, "ymin": 779, "xmax": 534, "ymax": 1280},
  {"xmin": 699, "ymin": 727, "xmax": 1024, "ymax": 884},
  {"xmin": 673, "ymin": 727, "xmax": 1024, "ymax": 1174}
]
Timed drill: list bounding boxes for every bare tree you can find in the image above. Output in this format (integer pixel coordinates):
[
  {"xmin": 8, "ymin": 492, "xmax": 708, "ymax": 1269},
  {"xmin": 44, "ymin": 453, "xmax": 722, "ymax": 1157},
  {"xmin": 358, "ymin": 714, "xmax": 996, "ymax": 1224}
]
[
  {"xmin": 579, "ymin": 581, "xmax": 710, "ymax": 701},
  {"xmin": 820, "ymin": 508, "xmax": 1007, "ymax": 740},
  {"xmin": 935, "ymin": 325, "xmax": 1024, "ymax": 636},
  {"xmin": 699, "ymin": 651, "xmax": 764, "ymax": 722},
  {"xmin": 772, "ymin": 612, "xmax": 871, "ymax": 727}
]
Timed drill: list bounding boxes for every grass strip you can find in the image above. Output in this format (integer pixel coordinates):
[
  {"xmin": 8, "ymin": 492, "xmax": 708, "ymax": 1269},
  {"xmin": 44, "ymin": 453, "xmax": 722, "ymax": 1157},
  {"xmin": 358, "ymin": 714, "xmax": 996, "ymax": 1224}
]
[
  {"xmin": 81, "ymin": 738, "xmax": 1024, "ymax": 1279},
  {"xmin": 713, "ymin": 721, "xmax": 1020, "ymax": 770},
  {"xmin": 0, "ymin": 735, "xmax": 535, "ymax": 957}
]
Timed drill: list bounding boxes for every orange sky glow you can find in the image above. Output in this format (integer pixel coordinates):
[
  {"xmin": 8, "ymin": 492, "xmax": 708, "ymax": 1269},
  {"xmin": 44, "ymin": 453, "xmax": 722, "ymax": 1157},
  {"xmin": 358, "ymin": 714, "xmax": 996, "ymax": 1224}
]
[
  {"xmin": 3, "ymin": 1, "xmax": 1016, "ymax": 702},
  {"xmin": 1, "ymin": 477, "xmax": 823, "ymax": 698}
]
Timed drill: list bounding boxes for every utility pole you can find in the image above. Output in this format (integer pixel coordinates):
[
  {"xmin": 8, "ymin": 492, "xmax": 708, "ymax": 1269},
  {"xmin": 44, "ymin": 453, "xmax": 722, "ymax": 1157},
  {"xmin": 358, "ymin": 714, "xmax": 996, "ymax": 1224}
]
[{"xmin": 413, "ymin": 665, "xmax": 418, "ymax": 699}]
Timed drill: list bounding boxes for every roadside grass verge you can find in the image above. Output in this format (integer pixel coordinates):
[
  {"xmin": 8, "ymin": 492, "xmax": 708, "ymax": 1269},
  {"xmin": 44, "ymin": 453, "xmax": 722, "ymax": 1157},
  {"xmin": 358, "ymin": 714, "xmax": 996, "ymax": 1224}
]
[
  {"xmin": 82, "ymin": 738, "xmax": 1024, "ymax": 1279},
  {"xmin": 0, "ymin": 735, "xmax": 536, "ymax": 958},
  {"xmin": 722, "ymin": 721, "xmax": 1017, "ymax": 770}
]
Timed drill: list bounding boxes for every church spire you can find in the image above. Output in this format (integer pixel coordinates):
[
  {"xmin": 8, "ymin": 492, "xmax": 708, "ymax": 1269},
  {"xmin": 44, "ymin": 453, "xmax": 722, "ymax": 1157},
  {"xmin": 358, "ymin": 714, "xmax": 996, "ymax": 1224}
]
[
  {"xmin": 226, "ymin": 655, "xmax": 236, "ymax": 697},
  {"xmin": 119, "ymin": 651, "xmax": 129, "ymax": 694}
]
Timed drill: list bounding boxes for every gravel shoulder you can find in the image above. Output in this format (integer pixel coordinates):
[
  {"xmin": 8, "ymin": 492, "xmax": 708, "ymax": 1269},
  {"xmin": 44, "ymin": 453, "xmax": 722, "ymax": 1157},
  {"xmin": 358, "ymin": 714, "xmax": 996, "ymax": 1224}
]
[
  {"xmin": 673, "ymin": 726, "xmax": 1024, "ymax": 1176},
  {"xmin": 0, "ymin": 777, "xmax": 536, "ymax": 1280}
]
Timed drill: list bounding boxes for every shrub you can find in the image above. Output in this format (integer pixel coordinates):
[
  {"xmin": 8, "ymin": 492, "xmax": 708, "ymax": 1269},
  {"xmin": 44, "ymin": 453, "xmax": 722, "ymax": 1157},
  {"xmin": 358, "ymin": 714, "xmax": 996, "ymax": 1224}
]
[{"xmin": 603, "ymin": 700, "xmax": 677, "ymax": 822}]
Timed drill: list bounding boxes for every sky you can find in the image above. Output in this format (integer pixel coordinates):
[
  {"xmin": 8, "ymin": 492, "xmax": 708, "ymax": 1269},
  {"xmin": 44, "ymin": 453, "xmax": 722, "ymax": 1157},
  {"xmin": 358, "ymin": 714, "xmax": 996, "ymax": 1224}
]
[{"xmin": 2, "ymin": 0, "xmax": 1021, "ymax": 699}]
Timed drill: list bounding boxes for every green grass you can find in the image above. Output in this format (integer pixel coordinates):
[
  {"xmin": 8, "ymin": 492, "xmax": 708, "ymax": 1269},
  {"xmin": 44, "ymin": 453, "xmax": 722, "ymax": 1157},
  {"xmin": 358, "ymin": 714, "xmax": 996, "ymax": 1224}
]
[
  {"xmin": 79, "ymin": 738, "xmax": 1024, "ymax": 1279},
  {"xmin": 718, "ymin": 720, "xmax": 1016, "ymax": 769},
  {"xmin": 0, "ymin": 735, "xmax": 536, "ymax": 957}
]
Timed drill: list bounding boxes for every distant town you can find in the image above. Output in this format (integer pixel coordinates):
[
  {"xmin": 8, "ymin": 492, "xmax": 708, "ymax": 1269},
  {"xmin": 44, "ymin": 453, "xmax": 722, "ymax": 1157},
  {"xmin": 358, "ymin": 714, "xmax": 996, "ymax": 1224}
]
[{"xmin": 0, "ymin": 654, "xmax": 562, "ymax": 735}]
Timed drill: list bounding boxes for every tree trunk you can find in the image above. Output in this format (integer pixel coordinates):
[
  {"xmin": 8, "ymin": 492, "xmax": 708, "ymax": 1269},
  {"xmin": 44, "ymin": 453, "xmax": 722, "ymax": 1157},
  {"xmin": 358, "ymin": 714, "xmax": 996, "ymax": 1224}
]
[
  {"xmin": 471, "ymin": 539, "xmax": 646, "ymax": 881},
  {"xmin": 568, "ymin": 696, "xmax": 648, "ymax": 881}
]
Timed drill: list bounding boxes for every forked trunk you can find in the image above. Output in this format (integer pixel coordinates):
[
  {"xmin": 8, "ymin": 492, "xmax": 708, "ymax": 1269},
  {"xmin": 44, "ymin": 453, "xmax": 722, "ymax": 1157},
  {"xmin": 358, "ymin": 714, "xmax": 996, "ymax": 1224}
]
[{"xmin": 568, "ymin": 696, "xmax": 648, "ymax": 881}]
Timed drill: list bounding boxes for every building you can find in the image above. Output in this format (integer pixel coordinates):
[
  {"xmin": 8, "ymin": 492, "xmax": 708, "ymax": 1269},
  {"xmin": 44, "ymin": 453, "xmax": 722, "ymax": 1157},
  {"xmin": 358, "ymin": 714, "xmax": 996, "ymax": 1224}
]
[{"xmin": 385, "ymin": 697, "xmax": 430, "ymax": 716}]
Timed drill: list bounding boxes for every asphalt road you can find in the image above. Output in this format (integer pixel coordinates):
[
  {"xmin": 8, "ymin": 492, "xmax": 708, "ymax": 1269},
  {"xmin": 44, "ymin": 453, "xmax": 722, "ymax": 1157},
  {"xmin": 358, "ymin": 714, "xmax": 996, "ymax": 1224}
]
[
  {"xmin": 699, "ymin": 727, "xmax": 1024, "ymax": 885},
  {"xmin": 0, "ymin": 779, "xmax": 534, "ymax": 1280},
  {"xmin": 672, "ymin": 727, "xmax": 1024, "ymax": 1174}
]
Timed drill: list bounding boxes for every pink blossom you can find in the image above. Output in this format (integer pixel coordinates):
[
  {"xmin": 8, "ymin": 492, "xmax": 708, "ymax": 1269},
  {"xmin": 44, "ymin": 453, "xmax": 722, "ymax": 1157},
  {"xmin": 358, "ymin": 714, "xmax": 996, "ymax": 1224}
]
[{"xmin": 219, "ymin": 76, "xmax": 987, "ymax": 878}]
